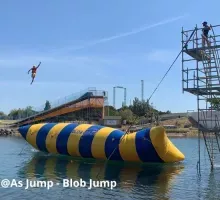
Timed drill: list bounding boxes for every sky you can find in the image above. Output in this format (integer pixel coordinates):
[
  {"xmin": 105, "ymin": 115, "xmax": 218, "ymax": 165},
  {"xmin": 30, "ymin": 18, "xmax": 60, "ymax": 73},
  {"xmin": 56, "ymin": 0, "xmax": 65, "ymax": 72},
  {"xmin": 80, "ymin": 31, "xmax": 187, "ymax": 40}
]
[{"xmin": 0, "ymin": 0, "xmax": 219, "ymax": 114}]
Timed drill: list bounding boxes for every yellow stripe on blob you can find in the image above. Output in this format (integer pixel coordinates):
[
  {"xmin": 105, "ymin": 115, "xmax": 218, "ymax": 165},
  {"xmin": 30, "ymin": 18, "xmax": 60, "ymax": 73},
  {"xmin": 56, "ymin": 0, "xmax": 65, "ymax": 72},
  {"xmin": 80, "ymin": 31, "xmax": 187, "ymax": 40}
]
[
  {"xmin": 45, "ymin": 123, "xmax": 70, "ymax": 154},
  {"xmin": 91, "ymin": 127, "xmax": 114, "ymax": 159},
  {"xmin": 150, "ymin": 126, "xmax": 185, "ymax": 162},
  {"xmin": 119, "ymin": 133, "xmax": 140, "ymax": 162},
  {"xmin": 26, "ymin": 124, "xmax": 46, "ymax": 150},
  {"xmin": 67, "ymin": 124, "xmax": 92, "ymax": 157}
]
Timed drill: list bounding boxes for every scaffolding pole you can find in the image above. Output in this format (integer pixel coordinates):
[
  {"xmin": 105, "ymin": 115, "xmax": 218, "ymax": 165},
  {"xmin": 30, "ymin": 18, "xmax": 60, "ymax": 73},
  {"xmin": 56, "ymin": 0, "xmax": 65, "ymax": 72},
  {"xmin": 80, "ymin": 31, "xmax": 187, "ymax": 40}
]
[{"xmin": 182, "ymin": 24, "xmax": 220, "ymax": 171}]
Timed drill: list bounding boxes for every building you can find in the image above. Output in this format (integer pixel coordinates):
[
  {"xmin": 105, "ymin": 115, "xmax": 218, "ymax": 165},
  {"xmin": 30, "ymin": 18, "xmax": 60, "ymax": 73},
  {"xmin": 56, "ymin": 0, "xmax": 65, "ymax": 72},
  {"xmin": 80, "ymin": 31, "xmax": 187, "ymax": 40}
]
[{"xmin": 100, "ymin": 116, "xmax": 122, "ymax": 128}]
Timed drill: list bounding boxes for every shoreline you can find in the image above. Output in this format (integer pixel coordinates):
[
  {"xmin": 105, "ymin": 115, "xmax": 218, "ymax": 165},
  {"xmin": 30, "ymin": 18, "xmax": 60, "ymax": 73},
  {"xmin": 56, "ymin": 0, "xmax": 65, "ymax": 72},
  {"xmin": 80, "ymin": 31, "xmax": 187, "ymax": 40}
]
[
  {"xmin": 0, "ymin": 128, "xmax": 21, "ymax": 137},
  {"xmin": 167, "ymin": 132, "xmax": 198, "ymax": 138}
]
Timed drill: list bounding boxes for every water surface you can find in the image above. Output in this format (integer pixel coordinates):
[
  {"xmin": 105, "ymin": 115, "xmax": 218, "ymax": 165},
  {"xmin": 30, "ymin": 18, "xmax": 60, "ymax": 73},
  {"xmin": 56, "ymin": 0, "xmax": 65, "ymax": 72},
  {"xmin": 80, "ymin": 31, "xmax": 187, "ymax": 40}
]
[{"xmin": 0, "ymin": 136, "xmax": 220, "ymax": 200}]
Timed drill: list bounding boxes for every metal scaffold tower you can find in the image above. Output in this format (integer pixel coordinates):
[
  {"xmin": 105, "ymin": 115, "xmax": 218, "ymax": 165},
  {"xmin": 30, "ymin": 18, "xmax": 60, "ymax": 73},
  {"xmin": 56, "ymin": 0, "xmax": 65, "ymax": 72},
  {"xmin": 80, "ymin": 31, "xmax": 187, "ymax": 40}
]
[{"xmin": 182, "ymin": 24, "xmax": 220, "ymax": 170}]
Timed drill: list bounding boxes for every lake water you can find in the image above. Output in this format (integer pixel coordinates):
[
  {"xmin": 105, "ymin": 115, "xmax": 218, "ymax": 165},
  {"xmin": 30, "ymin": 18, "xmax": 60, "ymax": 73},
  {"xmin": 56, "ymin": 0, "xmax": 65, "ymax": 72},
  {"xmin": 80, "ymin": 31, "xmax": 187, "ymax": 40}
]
[{"xmin": 0, "ymin": 136, "xmax": 220, "ymax": 200}]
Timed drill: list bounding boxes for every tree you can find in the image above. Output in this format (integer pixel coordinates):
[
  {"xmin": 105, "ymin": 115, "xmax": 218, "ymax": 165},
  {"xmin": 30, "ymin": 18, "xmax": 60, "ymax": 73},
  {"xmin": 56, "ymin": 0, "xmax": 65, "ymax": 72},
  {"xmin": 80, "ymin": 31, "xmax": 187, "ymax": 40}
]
[
  {"xmin": 0, "ymin": 111, "xmax": 7, "ymax": 120},
  {"xmin": 8, "ymin": 109, "xmax": 20, "ymax": 120},
  {"xmin": 208, "ymin": 98, "xmax": 220, "ymax": 110},
  {"xmin": 44, "ymin": 100, "xmax": 51, "ymax": 111},
  {"xmin": 8, "ymin": 106, "xmax": 38, "ymax": 119},
  {"xmin": 130, "ymin": 98, "xmax": 151, "ymax": 117},
  {"xmin": 119, "ymin": 108, "xmax": 133, "ymax": 123},
  {"xmin": 104, "ymin": 106, "xmax": 119, "ymax": 116},
  {"xmin": 24, "ymin": 106, "xmax": 38, "ymax": 117}
]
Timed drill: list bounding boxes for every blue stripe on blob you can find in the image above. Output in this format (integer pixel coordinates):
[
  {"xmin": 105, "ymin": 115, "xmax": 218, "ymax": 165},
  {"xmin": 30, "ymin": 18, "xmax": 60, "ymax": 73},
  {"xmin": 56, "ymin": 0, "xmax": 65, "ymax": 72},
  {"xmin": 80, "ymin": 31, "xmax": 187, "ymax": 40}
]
[
  {"xmin": 18, "ymin": 125, "xmax": 31, "ymax": 139},
  {"xmin": 78, "ymin": 125, "xmax": 103, "ymax": 158},
  {"xmin": 135, "ymin": 128, "xmax": 163, "ymax": 162},
  {"xmin": 36, "ymin": 123, "xmax": 57, "ymax": 153},
  {"xmin": 105, "ymin": 130, "xmax": 124, "ymax": 161},
  {"xmin": 56, "ymin": 123, "xmax": 79, "ymax": 155}
]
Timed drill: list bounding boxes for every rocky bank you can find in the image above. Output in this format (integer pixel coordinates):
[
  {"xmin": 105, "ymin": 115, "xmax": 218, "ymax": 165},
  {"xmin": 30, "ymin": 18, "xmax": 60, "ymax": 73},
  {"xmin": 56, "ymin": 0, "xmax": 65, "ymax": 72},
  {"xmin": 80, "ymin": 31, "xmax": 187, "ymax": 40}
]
[{"xmin": 0, "ymin": 128, "xmax": 21, "ymax": 137}]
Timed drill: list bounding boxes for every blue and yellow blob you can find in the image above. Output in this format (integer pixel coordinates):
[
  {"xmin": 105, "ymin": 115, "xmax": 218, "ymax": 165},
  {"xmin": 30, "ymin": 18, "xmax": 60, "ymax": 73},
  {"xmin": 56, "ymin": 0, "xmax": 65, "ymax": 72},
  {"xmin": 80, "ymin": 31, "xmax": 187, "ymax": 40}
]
[{"xmin": 18, "ymin": 123, "xmax": 185, "ymax": 163}]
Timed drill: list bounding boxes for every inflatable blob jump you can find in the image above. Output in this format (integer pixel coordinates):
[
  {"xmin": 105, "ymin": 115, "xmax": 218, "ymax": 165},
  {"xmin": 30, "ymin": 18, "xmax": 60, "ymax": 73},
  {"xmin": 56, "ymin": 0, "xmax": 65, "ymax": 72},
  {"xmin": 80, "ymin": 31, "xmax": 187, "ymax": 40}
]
[{"xmin": 18, "ymin": 123, "xmax": 185, "ymax": 163}]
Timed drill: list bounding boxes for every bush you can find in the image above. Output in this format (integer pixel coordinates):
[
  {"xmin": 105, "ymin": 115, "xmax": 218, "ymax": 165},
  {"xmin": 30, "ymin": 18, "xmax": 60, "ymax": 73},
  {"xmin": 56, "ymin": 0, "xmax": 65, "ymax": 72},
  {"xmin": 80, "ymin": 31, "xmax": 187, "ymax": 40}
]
[{"xmin": 184, "ymin": 124, "xmax": 191, "ymax": 128}]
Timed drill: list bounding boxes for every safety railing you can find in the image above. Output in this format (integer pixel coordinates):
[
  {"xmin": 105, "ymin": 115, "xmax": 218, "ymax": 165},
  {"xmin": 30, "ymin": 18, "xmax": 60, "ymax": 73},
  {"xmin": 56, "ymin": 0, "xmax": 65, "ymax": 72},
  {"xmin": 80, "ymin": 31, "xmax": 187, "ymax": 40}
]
[
  {"xmin": 33, "ymin": 87, "xmax": 105, "ymax": 112},
  {"xmin": 16, "ymin": 87, "xmax": 107, "ymax": 122},
  {"xmin": 182, "ymin": 24, "xmax": 220, "ymax": 50}
]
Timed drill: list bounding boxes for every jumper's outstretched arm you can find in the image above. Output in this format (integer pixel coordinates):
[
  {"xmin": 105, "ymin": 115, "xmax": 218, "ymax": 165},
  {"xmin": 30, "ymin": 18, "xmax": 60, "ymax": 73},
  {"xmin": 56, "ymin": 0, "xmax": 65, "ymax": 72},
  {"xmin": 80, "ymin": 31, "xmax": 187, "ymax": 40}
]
[
  {"xmin": 28, "ymin": 68, "xmax": 32, "ymax": 74},
  {"xmin": 36, "ymin": 61, "xmax": 41, "ymax": 69}
]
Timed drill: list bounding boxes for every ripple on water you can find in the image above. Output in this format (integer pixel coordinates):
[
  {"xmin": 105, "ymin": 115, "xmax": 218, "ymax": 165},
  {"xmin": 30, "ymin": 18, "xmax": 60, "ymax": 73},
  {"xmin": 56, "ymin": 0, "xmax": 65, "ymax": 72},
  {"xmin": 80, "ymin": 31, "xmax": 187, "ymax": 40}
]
[{"xmin": 0, "ymin": 137, "xmax": 220, "ymax": 199}]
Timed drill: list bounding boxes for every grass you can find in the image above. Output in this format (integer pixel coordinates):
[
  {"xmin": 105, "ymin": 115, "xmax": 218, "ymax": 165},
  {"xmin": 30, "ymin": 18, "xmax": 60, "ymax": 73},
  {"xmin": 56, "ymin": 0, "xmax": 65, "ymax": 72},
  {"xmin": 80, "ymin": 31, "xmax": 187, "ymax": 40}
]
[
  {"xmin": 0, "ymin": 120, "xmax": 18, "ymax": 124},
  {"xmin": 159, "ymin": 117, "xmax": 192, "ymax": 128},
  {"xmin": 165, "ymin": 128, "xmax": 189, "ymax": 133},
  {"xmin": 165, "ymin": 128, "xmax": 198, "ymax": 137}
]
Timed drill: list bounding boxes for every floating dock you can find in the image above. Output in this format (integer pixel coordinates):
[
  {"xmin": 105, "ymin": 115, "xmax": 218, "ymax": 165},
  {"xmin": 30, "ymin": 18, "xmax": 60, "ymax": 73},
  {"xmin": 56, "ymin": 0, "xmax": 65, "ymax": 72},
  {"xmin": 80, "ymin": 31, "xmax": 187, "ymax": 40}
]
[{"xmin": 18, "ymin": 123, "xmax": 185, "ymax": 163}]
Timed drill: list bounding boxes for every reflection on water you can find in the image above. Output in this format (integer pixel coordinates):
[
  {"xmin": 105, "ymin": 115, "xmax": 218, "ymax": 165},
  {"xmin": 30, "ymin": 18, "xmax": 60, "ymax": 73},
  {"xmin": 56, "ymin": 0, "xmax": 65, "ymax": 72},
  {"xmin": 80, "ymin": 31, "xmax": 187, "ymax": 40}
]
[
  {"xmin": 18, "ymin": 152, "xmax": 184, "ymax": 199},
  {"xmin": 2, "ymin": 137, "xmax": 220, "ymax": 199},
  {"xmin": 205, "ymin": 168, "xmax": 220, "ymax": 200}
]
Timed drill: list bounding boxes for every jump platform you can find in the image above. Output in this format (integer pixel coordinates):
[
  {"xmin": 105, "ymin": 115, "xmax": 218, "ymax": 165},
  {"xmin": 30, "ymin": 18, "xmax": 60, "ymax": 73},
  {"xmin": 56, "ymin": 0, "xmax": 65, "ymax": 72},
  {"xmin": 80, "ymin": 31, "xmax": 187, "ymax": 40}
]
[
  {"xmin": 18, "ymin": 123, "xmax": 185, "ymax": 163},
  {"xmin": 183, "ymin": 47, "xmax": 213, "ymax": 61}
]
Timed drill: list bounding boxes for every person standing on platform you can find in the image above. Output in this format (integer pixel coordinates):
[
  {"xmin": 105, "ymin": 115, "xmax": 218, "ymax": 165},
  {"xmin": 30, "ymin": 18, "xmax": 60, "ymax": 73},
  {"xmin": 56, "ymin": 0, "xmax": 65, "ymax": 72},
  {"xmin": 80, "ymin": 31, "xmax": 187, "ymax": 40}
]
[{"xmin": 202, "ymin": 21, "xmax": 211, "ymax": 47}]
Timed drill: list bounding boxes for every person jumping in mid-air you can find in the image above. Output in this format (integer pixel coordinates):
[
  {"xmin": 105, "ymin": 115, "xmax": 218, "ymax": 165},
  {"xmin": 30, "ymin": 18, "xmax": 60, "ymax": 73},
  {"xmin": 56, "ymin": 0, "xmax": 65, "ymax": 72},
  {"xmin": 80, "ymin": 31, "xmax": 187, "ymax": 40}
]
[
  {"xmin": 202, "ymin": 21, "xmax": 211, "ymax": 47},
  {"xmin": 28, "ymin": 62, "xmax": 41, "ymax": 84}
]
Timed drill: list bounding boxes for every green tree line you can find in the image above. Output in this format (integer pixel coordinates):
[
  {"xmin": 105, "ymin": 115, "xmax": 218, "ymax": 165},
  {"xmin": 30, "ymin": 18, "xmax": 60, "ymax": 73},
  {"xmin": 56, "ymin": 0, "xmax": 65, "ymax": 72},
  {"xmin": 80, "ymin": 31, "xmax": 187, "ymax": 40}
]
[
  {"xmin": 0, "ymin": 97, "xmax": 171, "ymax": 122},
  {"xmin": 105, "ymin": 97, "xmax": 171, "ymax": 124},
  {"xmin": 0, "ymin": 100, "xmax": 52, "ymax": 120}
]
